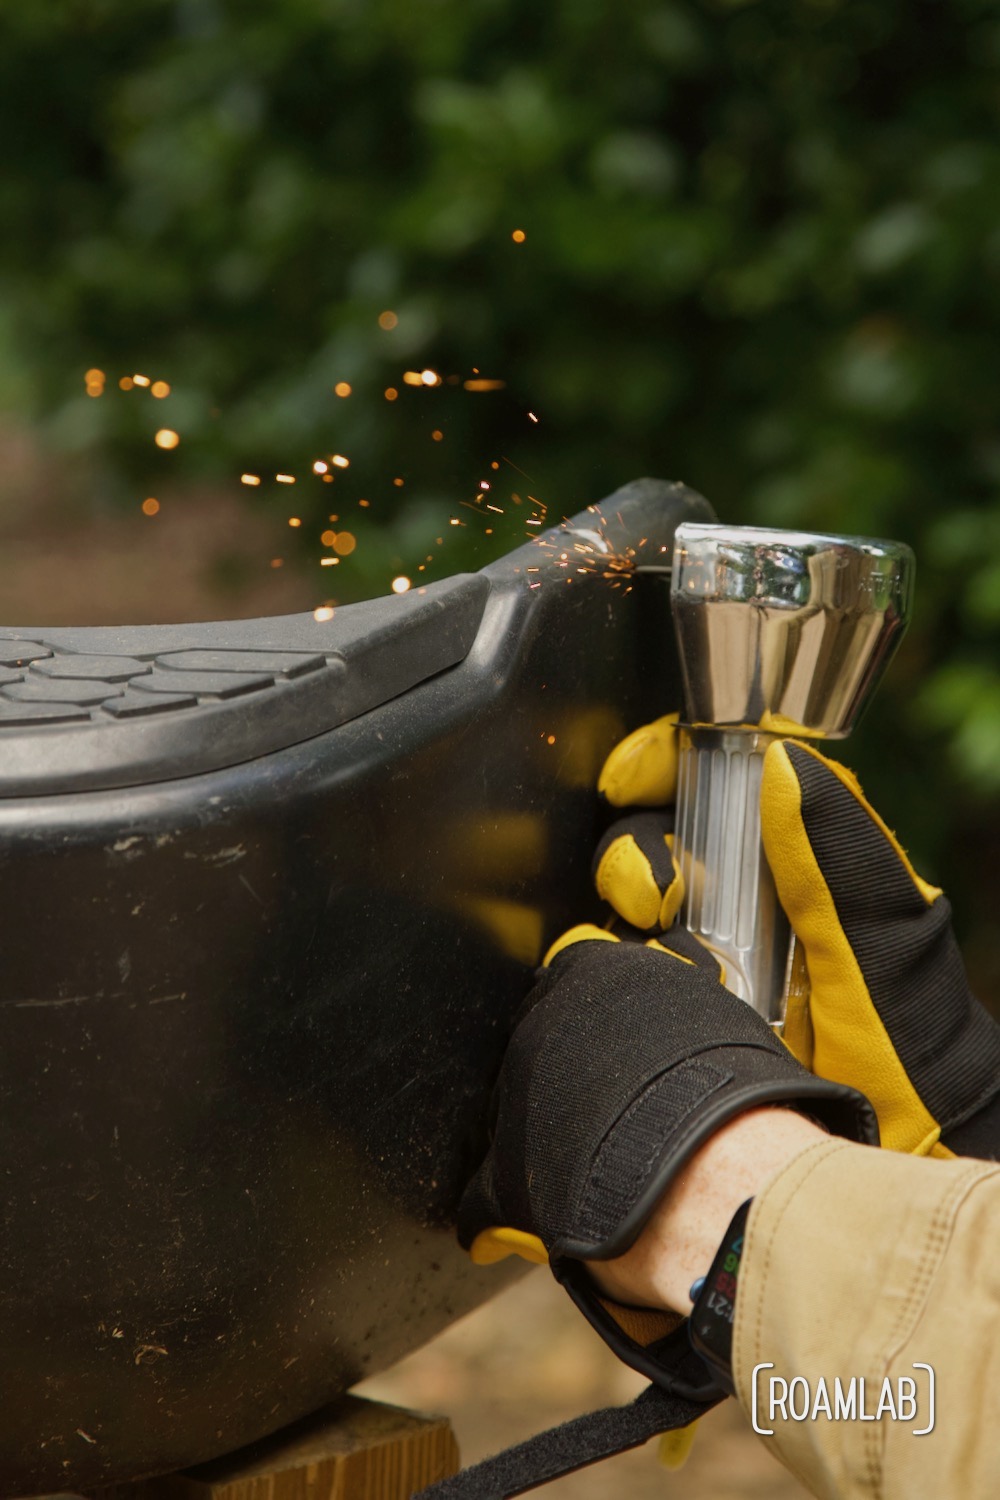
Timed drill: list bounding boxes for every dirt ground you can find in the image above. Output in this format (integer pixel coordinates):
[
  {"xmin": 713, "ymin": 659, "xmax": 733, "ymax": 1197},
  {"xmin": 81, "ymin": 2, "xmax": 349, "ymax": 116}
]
[{"xmin": 2, "ymin": 446, "xmax": 806, "ymax": 1498}]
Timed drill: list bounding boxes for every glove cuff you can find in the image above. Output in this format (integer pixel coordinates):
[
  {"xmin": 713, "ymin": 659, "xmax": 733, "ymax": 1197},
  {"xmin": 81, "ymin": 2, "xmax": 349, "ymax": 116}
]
[
  {"xmin": 557, "ymin": 1265, "xmax": 725, "ymax": 1399},
  {"xmin": 549, "ymin": 1055, "xmax": 876, "ymax": 1263},
  {"xmin": 553, "ymin": 1077, "xmax": 875, "ymax": 1399}
]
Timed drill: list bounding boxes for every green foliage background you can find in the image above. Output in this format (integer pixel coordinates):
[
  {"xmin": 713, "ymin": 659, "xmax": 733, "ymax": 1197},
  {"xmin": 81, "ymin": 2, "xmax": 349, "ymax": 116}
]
[{"xmin": 1, "ymin": 0, "xmax": 998, "ymax": 992}]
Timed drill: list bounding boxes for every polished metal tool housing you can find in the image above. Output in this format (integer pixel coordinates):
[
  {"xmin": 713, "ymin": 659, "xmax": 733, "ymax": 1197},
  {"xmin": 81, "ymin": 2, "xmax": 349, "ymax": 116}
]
[{"xmin": 670, "ymin": 523, "xmax": 914, "ymax": 1023}]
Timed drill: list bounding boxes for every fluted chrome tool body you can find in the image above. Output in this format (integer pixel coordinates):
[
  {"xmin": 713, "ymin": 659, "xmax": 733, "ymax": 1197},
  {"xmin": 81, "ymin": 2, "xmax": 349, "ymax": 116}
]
[{"xmin": 670, "ymin": 523, "xmax": 914, "ymax": 1026}]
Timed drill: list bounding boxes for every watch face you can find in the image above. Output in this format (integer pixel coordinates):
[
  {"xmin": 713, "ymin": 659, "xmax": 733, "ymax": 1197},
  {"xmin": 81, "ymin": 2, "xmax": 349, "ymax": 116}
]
[{"xmin": 688, "ymin": 1198, "xmax": 753, "ymax": 1396}]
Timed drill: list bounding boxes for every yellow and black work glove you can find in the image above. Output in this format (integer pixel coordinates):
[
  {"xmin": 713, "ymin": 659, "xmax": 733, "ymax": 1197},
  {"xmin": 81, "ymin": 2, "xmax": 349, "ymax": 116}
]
[
  {"xmin": 594, "ymin": 715, "xmax": 1000, "ymax": 1161},
  {"xmin": 457, "ymin": 932, "xmax": 876, "ymax": 1395},
  {"xmin": 591, "ymin": 713, "xmax": 685, "ymax": 934},
  {"xmin": 434, "ymin": 934, "xmax": 876, "ymax": 1498},
  {"xmin": 761, "ymin": 739, "xmax": 1000, "ymax": 1159}
]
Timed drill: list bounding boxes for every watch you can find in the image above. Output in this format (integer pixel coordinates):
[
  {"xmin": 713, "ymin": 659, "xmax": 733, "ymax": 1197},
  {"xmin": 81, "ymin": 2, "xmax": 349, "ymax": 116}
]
[{"xmin": 686, "ymin": 1197, "xmax": 753, "ymax": 1396}]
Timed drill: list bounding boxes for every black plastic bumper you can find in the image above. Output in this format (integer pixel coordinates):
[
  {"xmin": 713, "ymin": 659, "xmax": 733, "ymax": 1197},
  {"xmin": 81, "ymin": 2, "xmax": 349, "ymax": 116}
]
[{"xmin": 0, "ymin": 476, "xmax": 710, "ymax": 1493}]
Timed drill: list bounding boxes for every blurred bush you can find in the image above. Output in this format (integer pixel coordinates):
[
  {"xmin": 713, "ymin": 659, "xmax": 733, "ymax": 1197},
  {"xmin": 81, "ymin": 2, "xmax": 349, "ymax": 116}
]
[{"xmin": 0, "ymin": 0, "xmax": 998, "ymax": 992}]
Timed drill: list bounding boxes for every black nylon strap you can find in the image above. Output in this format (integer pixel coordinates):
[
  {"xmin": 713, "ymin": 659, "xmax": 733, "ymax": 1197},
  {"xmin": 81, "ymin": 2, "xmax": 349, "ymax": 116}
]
[{"xmin": 414, "ymin": 1384, "xmax": 719, "ymax": 1500}]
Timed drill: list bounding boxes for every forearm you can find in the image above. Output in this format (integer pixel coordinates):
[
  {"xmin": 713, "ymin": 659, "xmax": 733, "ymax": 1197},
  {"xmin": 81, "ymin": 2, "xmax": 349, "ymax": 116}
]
[
  {"xmin": 597, "ymin": 1110, "xmax": 1000, "ymax": 1500},
  {"xmin": 735, "ymin": 1138, "xmax": 1000, "ymax": 1497},
  {"xmin": 591, "ymin": 1106, "xmax": 827, "ymax": 1314}
]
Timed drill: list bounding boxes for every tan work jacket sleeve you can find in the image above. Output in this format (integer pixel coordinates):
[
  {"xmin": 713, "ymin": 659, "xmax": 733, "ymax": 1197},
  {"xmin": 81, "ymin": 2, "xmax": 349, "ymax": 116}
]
[{"xmin": 732, "ymin": 1138, "xmax": 1000, "ymax": 1500}]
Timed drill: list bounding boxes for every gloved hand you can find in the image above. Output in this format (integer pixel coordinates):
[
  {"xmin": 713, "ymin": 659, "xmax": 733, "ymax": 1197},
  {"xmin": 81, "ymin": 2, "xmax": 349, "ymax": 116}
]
[
  {"xmin": 595, "ymin": 715, "xmax": 1000, "ymax": 1159},
  {"xmin": 761, "ymin": 738, "xmax": 1000, "ymax": 1158},
  {"xmin": 591, "ymin": 713, "xmax": 685, "ymax": 934},
  {"xmin": 458, "ymin": 927, "xmax": 876, "ymax": 1397}
]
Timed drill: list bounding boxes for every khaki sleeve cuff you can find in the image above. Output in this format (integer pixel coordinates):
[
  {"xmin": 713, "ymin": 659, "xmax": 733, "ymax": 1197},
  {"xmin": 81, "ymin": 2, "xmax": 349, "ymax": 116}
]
[{"xmin": 733, "ymin": 1138, "xmax": 1000, "ymax": 1500}]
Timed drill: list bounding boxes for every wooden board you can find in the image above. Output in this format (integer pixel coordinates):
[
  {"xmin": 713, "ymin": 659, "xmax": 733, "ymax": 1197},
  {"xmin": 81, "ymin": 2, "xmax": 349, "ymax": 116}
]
[{"xmin": 79, "ymin": 1397, "xmax": 458, "ymax": 1500}]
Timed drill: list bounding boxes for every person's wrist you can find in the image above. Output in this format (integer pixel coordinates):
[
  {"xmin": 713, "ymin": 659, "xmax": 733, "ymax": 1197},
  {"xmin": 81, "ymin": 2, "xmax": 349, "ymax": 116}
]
[{"xmin": 589, "ymin": 1106, "xmax": 828, "ymax": 1314}]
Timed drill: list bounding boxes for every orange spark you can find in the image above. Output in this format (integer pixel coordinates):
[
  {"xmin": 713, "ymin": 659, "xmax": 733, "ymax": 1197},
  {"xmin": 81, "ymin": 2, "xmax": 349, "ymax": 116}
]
[
  {"xmin": 378, "ymin": 310, "xmax": 398, "ymax": 330},
  {"xmin": 241, "ymin": 473, "xmax": 261, "ymax": 486},
  {"xmin": 141, "ymin": 497, "xmax": 160, "ymax": 516},
  {"xmin": 151, "ymin": 380, "xmax": 170, "ymax": 399},
  {"xmin": 464, "ymin": 379, "xmax": 506, "ymax": 392},
  {"xmin": 392, "ymin": 576, "xmax": 411, "ymax": 593},
  {"xmin": 334, "ymin": 381, "xmax": 352, "ymax": 398},
  {"xmin": 154, "ymin": 428, "xmax": 179, "ymax": 449}
]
